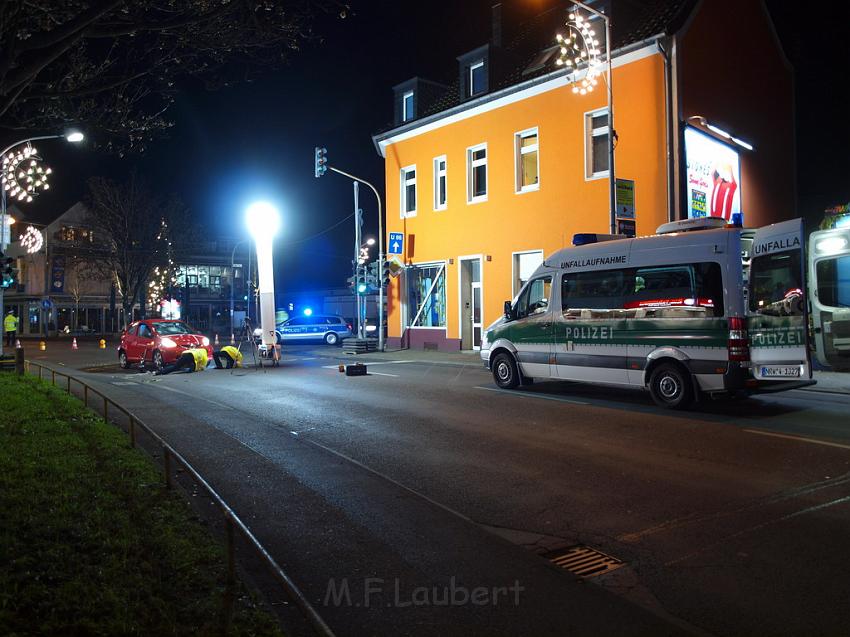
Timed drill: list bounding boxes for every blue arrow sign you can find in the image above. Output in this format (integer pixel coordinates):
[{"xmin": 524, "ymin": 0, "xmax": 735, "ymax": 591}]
[{"xmin": 389, "ymin": 232, "xmax": 404, "ymax": 255}]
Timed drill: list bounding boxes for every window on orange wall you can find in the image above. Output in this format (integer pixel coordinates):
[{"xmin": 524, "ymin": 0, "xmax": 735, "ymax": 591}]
[
  {"xmin": 467, "ymin": 144, "xmax": 487, "ymax": 203},
  {"xmin": 515, "ymin": 128, "xmax": 539, "ymax": 192},
  {"xmin": 400, "ymin": 165, "xmax": 417, "ymax": 217},
  {"xmin": 433, "ymin": 156, "xmax": 447, "ymax": 210},
  {"xmin": 585, "ymin": 109, "xmax": 610, "ymax": 179}
]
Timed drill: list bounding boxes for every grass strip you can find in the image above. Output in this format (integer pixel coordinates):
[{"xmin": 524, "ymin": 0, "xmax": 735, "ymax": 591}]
[{"xmin": 0, "ymin": 374, "xmax": 284, "ymax": 636}]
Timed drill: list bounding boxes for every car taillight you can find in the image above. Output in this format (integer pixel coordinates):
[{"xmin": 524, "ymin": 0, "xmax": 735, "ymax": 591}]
[
  {"xmin": 728, "ymin": 316, "xmax": 750, "ymax": 362},
  {"xmin": 347, "ymin": 323, "xmax": 353, "ymax": 332}
]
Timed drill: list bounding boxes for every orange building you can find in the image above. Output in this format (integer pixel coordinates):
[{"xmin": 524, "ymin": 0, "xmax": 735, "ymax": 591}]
[{"xmin": 373, "ymin": 0, "xmax": 794, "ymax": 351}]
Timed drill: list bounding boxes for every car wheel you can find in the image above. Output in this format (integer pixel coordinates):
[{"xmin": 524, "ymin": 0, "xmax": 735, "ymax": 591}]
[
  {"xmin": 119, "ymin": 350, "xmax": 129, "ymax": 369},
  {"xmin": 492, "ymin": 352, "xmax": 520, "ymax": 389},
  {"xmin": 648, "ymin": 362, "xmax": 694, "ymax": 409},
  {"xmin": 152, "ymin": 350, "xmax": 164, "ymax": 370},
  {"xmin": 324, "ymin": 332, "xmax": 339, "ymax": 346}
]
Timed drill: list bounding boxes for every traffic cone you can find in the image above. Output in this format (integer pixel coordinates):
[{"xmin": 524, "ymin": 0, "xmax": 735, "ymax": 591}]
[
  {"xmin": 215, "ymin": 333, "xmax": 220, "ymax": 346},
  {"xmin": 72, "ymin": 337, "xmax": 78, "ymax": 350},
  {"xmin": 338, "ymin": 362, "xmax": 345, "ymax": 373},
  {"xmin": 15, "ymin": 339, "xmax": 21, "ymax": 349}
]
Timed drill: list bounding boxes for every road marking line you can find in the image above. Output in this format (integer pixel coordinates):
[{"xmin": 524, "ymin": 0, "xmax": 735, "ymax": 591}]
[
  {"xmin": 474, "ymin": 386, "xmax": 589, "ymax": 405},
  {"xmin": 155, "ymin": 384, "xmax": 237, "ymax": 410},
  {"xmin": 368, "ymin": 371, "xmax": 399, "ymax": 377},
  {"xmin": 743, "ymin": 428, "xmax": 850, "ymax": 451},
  {"xmin": 290, "ymin": 432, "xmax": 473, "ymax": 523}
]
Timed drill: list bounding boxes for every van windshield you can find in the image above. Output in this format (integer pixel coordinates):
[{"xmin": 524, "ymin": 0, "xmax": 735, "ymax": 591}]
[{"xmin": 749, "ymin": 251, "xmax": 803, "ymax": 316}]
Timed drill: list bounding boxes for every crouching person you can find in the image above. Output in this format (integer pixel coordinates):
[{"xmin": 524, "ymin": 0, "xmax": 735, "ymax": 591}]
[
  {"xmin": 213, "ymin": 345, "xmax": 243, "ymax": 369},
  {"xmin": 156, "ymin": 347, "xmax": 209, "ymax": 375}
]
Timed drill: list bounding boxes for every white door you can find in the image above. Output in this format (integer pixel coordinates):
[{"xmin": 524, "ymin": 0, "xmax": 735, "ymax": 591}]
[
  {"xmin": 471, "ymin": 281, "xmax": 482, "ymax": 350},
  {"xmin": 809, "ymin": 227, "xmax": 850, "ymax": 371},
  {"xmin": 747, "ymin": 218, "xmax": 811, "ymax": 380}
]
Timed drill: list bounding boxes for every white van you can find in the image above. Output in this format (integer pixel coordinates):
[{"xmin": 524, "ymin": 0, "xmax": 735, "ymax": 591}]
[{"xmin": 481, "ymin": 218, "xmax": 815, "ymax": 408}]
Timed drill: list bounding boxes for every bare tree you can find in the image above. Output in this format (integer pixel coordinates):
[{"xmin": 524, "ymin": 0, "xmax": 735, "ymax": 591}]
[
  {"xmin": 64, "ymin": 261, "xmax": 96, "ymax": 330},
  {"xmin": 0, "ymin": 0, "xmax": 346, "ymax": 153},
  {"xmin": 85, "ymin": 174, "xmax": 190, "ymax": 327}
]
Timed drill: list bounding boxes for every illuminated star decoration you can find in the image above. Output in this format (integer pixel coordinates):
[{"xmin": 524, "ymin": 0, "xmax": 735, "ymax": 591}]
[
  {"xmin": 555, "ymin": 10, "xmax": 602, "ymax": 95},
  {"xmin": 1, "ymin": 143, "xmax": 52, "ymax": 203},
  {"xmin": 19, "ymin": 225, "xmax": 44, "ymax": 254}
]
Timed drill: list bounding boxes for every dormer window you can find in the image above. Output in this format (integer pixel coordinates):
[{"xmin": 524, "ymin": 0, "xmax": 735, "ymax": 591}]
[
  {"xmin": 402, "ymin": 91, "xmax": 414, "ymax": 122},
  {"xmin": 458, "ymin": 45, "xmax": 489, "ymax": 101},
  {"xmin": 469, "ymin": 60, "xmax": 486, "ymax": 96}
]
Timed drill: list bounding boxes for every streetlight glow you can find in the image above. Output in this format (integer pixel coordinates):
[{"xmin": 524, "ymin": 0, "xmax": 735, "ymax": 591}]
[
  {"xmin": 65, "ymin": 131, "xmax": 85, "ymax": 143},
  {"xmin": 245, "ymin": 201, "xmax": 281, "ymax": 349},
  {"xmin": 245, "ymin": 201, "xmax": 281, "ymax": 239}
]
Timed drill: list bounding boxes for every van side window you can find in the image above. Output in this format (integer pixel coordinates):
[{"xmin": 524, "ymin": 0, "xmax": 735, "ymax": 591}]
[
  {"xmin": 562, "ymin": 262, "xmax": 725, "ymax": 318},
  {"xmin": 515, "ymin": 276, "xmax": 552, "ymax": 319},
  {"xmin": 562, "ymin": 270, "xmax": 627, "ymax": 316}
]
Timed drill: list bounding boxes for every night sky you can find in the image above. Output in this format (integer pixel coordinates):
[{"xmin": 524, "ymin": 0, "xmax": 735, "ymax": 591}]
[{"xmin": 16, "ymin": 0, "xmax": 850, "ymax": 293}]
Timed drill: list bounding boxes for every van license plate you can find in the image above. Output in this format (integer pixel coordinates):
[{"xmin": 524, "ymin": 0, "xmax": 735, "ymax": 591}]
[{"xmin": 760, "ymin": 366, "xmax": 800, "ymax": 378}]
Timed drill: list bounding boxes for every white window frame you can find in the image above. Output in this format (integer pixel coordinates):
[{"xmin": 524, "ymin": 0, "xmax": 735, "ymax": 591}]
[
  {"xmin": 433, "ymin": 155, "xmax": 447, "ymax": 211},
  {"xmin": 514, "ymin": 127, "xmax": 540, "ymax": 194},
  {"xmin": 585, "ymin": 107, "xmax": 610, "ymax": 180},
  {"xmin": 469, "ymin": 60, "xmax": 485, "ymax": 96},
  {"xmin": 511, "ymin": 249, "xmax": 545, "ymax": 297},
  {"xmin": 402, "ymin": 90, "xmax": 414, "ymax": 122},
  {"xmin": 402, "ymin": 260, "xmax": 449, "ymax": 332},
  {"xmin": 400, "ymin": 164, "xmax": 417, "ymax": 218},
  {"xmin": 466, "ymin": 143, "xmax": 488, "ymax": 204}
]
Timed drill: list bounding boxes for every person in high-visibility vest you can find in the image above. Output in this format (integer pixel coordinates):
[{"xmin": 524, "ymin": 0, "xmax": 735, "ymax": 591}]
[
  {"xmin": 4, "ymin": 310, "xmax": 19, "ymax": 347},
  {"xmin": 213, "ymin": 345, "xmax": 243, "ymax": 369},
  {"xmin": 155, "ymin": 347, "xmax": 209, "ymax": 375}
]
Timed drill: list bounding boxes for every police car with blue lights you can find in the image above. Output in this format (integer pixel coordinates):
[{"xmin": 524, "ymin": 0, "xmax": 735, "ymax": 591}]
[
  {"xmin": 481, "ymin": 217, "xmax": 816, "ymax": 409},
  {"xmin": 255, "ymin": 313, "xmax": 353, "ymax": 347}
]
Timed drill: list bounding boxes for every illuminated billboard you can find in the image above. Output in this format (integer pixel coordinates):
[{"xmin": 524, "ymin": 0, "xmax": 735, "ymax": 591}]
[{"xmin": 684, "ymin": 126, "xmax": 741, "ymax": 222}]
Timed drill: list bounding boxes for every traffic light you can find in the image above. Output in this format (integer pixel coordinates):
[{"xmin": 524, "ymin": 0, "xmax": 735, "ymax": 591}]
[
  {"xmin": 314, "ymin": 146, "xmax": 328, "ymax": 178},
  {"xmin": 1, "ymin": 256, "xmax": 17, "ymax": 289},
  {"xmin": 381, "ymin": 260, "xmax": 391, "ymax": 288},
  {"xmin": 346, "ymin": 275, "xmax": 356, "ymax": 290},
  {"xmin": 357, "ymin": 282, "xmax": 368, "ymax": 295}
]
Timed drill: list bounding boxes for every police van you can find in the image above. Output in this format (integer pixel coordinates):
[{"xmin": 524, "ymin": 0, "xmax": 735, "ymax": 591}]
[{"xmin": 481, "ymin": 217, "xmax": 814, "ymax": 408}]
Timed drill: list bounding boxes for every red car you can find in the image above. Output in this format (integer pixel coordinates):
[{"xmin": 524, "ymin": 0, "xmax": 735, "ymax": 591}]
[{"xmin": 118, "ymin": 319, "xmax": 212, "ymax": 369}]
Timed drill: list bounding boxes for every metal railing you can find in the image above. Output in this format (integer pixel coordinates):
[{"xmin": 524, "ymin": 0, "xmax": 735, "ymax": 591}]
[{"xmin": 23, "ymin": 359, "xmax": 335, "ymax": 637}]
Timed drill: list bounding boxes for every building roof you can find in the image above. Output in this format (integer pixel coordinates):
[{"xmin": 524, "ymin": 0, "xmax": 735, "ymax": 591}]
[{"xmin": 376, "ymin": 0, "xmax": 695, "ymax": 138}]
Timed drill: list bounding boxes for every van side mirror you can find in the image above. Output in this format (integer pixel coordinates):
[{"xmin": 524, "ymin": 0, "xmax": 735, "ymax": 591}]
[{"xmin": 504, "ymin": 300, "xmax": 514, "ymax": 320}]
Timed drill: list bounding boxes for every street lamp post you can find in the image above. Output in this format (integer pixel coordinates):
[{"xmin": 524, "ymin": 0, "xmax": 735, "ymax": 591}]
[
  {"xmin": 556, "ymin": 3, "xmax": 616, "ymax": 234},
  {"xmin": 245, "ymin": 202, "xmax": 281, "ymax": 350},
  {"xmin": 0, "ymin": 131, "xmax": 84, "ymax": 357},
  {"xmin": 328, "ymin": 167, "xmax": 384, "ymax": 351}
]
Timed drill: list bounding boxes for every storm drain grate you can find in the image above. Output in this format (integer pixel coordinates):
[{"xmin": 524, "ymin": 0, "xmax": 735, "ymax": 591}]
[{"xmin": 545, "ymin": 545, "xmax": 625, "ymax": 578}]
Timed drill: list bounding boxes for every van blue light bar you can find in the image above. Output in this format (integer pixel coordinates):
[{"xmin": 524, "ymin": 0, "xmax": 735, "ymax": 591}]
[{"xmin": 572, "ymin": 233, "xmax": 622, "ymax": 246}]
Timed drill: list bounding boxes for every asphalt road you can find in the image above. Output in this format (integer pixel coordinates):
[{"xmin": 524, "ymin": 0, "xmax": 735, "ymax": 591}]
[{"xmin": 34, "ymin": 344, "xmax": 850, "ymax": 636}]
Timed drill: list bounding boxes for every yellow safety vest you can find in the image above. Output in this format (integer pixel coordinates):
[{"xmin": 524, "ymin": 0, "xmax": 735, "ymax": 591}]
[
  {"xmin": 220, "ymin": 346, "xmax": 243, "ymax": 367},
  {"xmin": 4, "ymin": 314, "xmax": 18, "ymax": 332},
  {"xmin": 187, "ymin": 348, "xmax": 208, "ymax": 372}
]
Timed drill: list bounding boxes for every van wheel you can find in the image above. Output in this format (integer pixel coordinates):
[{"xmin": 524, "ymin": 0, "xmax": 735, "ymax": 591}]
[
  {"xmin": 492, "ymin": 352, "xmax": 520, "ymax": 389},
  {"xmin": 119, "ymin": 350, "xmax": 129, "ymax": 369},
  {"xmin": 324, "ymin": 332, "xmax": 339, "ymax": 346},
  {"xmin": 649, "ymin": 363, "xmax": 693, "ymax": 409}
]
